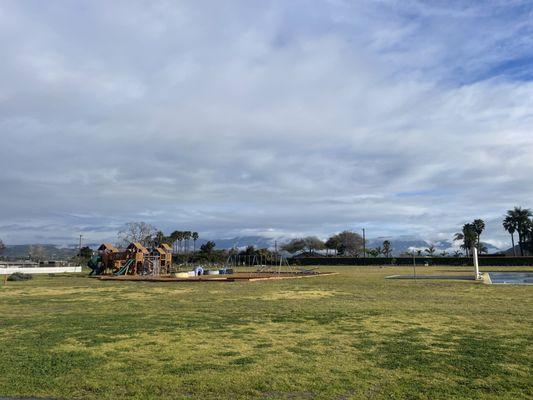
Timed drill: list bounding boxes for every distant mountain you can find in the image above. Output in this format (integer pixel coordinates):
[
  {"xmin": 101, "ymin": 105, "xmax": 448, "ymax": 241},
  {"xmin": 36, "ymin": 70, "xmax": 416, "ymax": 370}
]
[
  {"xmin": 2, "ymin": 236, "xmax": 503, "ymax": 259},
  {"xmin": 1, "ymin": 244, "xmax": 78, "ymax": 260},
  {"xmin": 367, "ymin": 237, "xmax": 501, "ymax": 256},
  {"xmin": 200, "ymin": 236, "xmax": 500, "ymax": 255},
  {"xmin": 195, "ymin": 236, "xmax": 279, "ymax": 250}
]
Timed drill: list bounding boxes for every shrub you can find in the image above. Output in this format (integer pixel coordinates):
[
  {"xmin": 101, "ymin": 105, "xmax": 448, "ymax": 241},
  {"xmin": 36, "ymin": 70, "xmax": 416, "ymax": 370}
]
[{"xmin": 7, "ymin": 272, "xmax": 33, "ymax": 281}]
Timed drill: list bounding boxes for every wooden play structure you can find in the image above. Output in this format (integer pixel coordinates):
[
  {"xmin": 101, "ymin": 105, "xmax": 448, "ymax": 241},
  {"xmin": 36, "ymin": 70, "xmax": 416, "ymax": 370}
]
[
  {"xmin": 88, "ymin": 242, "xmax": 331, "ymax": 282},
  {"xmin": 88, "ymin": 242, "xmax": 173, "ymax": 276}
]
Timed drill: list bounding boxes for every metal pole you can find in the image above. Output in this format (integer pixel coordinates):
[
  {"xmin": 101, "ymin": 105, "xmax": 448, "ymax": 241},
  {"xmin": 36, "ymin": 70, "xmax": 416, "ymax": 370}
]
[{"xmin": 473, "ymin": 247, "xmax": 480, "ymax": 280}]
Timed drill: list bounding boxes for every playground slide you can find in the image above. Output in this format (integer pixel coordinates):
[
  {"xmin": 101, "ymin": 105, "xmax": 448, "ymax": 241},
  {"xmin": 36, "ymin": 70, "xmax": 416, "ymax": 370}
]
[
  {"xmin": 87, "ymin": 255, "xmax": 102, "ymax": 276},
  {"xmin": 115, "ymin": 259, "xmax": 134, "ymax": 276}
]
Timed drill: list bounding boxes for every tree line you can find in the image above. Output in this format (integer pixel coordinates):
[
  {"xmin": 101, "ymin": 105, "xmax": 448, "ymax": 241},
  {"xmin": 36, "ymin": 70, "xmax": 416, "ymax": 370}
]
[
  {"xmin": 4, "ymin": 205, "xmax": 532, "ymax": 262},
  {"xmin": 117, "ymin": 222, "xmax": 200, "ymax": 253}
]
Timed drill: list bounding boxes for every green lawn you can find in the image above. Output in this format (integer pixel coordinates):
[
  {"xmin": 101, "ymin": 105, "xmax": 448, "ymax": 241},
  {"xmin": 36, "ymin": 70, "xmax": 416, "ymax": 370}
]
[{"xmin": 0, "ymin": 266, "xmax": 531, "ymax": 400}]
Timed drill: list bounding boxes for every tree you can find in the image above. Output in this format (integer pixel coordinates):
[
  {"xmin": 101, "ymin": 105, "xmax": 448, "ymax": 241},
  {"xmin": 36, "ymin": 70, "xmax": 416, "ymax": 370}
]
[
  {"xmin": 472, "ymin": 219, "xmax": 485, "ymax": 252},
  {"xmin": 240, "ymin": 246, "xmax": 256, "ymax": 256},
  {"xmin": 176, "ymin": 231, "xmax": 184, "ymax": 254},
  {"xmin": 199, "ymin": 241, "xmax": 216, "ymax": 254},
  {"xmin": 302, "ymin": 236, "xmax": 325, "ymax": 253},
  {"xmin": 505, "ymin": 207, "xmax": 533, "ymax": 256},
  {"xmin": 79, "ymin": 246, "xmax": 93, "ymax": 258},
  {"xmin": 118, "ymin": 222, "xmax": 157, "ymax": 247},
  {"xmin": 280, "ymin": 239, "xmax": 306, "ymax": 254},
  {"xmin": 453, "ymin": 250, "xmax": 462, "ymax": 257},
  {"xmin": 153, "ymin": 231, "xmax": 166, "ymax": 247},
  {"xmin": 169, "ymin": 231, "xmax": 180, "ymax": 253},
  {"xmin": 0, "ymin": 238, "xmax": 5, "ymax": 255},
  {"xmin": 328, "ymin": 231, "xmax": 364, "ymax": 256},
  {"xmin": 368, "ymin": 247, "xmax": 380, "ymax": 257},
  {"xmin": 425, "ymin": 245, "xmax": 436, "ymax": 256},
  {"xmin": 325, "ymin": 236, "xmax": 340, "ymax": 256},
  {"xmin": 183, "ymin": 231, "xmax": 192, "ymax": 254},
  {"xmin": 503, "ymin": 215, "xmax": 518, "ymax": 256},
  {"xmin": 454, "ymin": 223, "xmax": 477, "ymax": 257},
  {"xmin": 382, "ymin": 240, "xmax": 392, "ymax": 258},
  {"xmin": 192, "ymin": 232, "xmax": 199, "ymax": 252},
  {"xmin": 29, "ymin": 245, "xmax": 46, "ymax": 261}
]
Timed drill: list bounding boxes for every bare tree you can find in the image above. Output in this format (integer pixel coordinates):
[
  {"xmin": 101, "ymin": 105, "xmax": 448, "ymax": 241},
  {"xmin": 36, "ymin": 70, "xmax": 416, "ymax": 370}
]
[
  {"xmin": 29, "ymin": 245, "xmax": 46, "ymax": 261},
  {"xmin": 117, "ymin": 222, "xmax": 157, "ymax": 247}
]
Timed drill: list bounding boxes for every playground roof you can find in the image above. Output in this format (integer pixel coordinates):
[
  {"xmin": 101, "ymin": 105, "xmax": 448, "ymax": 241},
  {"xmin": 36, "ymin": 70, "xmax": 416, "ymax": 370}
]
[
  {"xmin": 153, "ymin": 247, "xmax": 165, "ymax": 255},
  {"xmin": 160, "ymin": 243, "xmax": 172, "ymax": 252},
  {"xmin": 98, "ymin": 243, "xmax": 118, "ymax": 252},
  {"xmin": 127, "ymin": 242, "xmax": 149, "ymax": 254}
]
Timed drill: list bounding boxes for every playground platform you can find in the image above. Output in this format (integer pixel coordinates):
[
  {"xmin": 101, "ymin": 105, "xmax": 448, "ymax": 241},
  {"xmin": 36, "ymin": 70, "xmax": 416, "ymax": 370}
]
[{"xmin": 96, "ymin": 271, "xmax": 338, "ymax": 282}]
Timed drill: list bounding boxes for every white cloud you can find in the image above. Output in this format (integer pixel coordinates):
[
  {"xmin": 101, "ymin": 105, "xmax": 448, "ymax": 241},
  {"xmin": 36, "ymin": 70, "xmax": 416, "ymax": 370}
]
[{"xmin": 1, "ymin": 0, "xmax": 532, "ymax": 247}]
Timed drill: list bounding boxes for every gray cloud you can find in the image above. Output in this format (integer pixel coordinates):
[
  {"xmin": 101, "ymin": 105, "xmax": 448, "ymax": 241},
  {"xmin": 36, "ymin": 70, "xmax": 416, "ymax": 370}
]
[{"xmin": 1, "ymin": 0, "xmax": 533, "ymax": 246}]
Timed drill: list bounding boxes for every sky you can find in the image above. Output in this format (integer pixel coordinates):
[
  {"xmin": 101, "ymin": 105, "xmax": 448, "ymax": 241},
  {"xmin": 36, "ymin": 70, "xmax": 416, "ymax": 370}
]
[{"xmin": 1, "ymin": 0, "xmax": 533, "ymax": 248}]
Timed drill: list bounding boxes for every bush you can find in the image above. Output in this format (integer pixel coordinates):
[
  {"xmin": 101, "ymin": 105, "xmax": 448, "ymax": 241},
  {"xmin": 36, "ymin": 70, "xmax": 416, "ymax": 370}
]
[{"xmin": 7, "ymin": 272, "xmax": 33, "ymax": 281}]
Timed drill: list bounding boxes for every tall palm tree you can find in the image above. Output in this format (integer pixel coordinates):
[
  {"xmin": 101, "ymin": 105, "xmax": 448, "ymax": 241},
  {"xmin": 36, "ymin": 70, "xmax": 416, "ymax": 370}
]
[
  {"xmin": 506, "ymin": 207, "xmax": 532, "ymax": 256},
  {"xmin": 176, "ymin": 231, "xmax": 184, "ymax": 254},
  {"xmin": 472, "ymin": 219, "xmax": 485, "ymax": 251},
  {"xmin": 183, "ymin": 231, "xmax": 192, "ymax": 254},
  {"xmin": 522, "ymin": 218, "xmax": 533, "ymax": 255},
  {"xmin": 454, "ymin": 224, "xmax": 476, "ymax": 257},
  {"xmin": 502, "ymin": 216, "xmax": 517, "ymax": 256},
  {"xmin": 192, "ymin": 232, "xmax": 199, "ymax": 252}
]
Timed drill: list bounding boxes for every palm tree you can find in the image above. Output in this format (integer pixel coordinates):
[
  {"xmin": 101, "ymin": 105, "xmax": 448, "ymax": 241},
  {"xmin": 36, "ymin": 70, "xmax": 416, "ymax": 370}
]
[
  {"xmin": 472, "ymin": 219, "xmax": 485, "ymax": 251},
  {"xmin": 176, "ymin": 231, "xmax": 184, "ymax": 254},
  {"xmin": 183, "ymin": 231, "xmax": 192, "ymax": 254},
  {"xmin": 506, "ymin": 207, "xmax": 533, "ymax": 256},
  {"xmin": 382, "ymin": 240, "xmax": 392, "ymax": 258},
  {"xmin": 454, "ymin": 224, "xmax": 476, "ymax": 257},
  {"xmin": 425, "ymin": 245, "xmax": 436, "ymax": 256},
  {"xmin": 502, "ymin": 216, "xmax": 517, "ymax": 256},
  {"xmin": 192, "ymin": 232, "xmax": 199, "ymax": 252}
]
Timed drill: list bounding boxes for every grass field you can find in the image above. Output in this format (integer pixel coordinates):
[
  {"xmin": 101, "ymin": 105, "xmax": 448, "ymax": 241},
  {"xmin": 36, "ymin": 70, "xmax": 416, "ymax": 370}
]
[{"xmin": 0, "ymin": 266, "xmax": 532, "ymax": 400}]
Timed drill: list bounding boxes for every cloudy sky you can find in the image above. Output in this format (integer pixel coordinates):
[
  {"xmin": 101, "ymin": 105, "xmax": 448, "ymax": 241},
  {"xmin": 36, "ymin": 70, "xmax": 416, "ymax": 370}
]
[{"xmin": 1, "ymin": 0, "xmax": 533, "ymax": 247}]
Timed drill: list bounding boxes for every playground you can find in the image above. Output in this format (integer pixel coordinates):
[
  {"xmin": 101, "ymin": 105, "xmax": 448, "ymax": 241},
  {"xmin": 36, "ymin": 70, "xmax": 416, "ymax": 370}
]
[
  {"xmin": 88, "ymin": 242, "xmax": 327, "ymax": 282},
  {"xmin": 0, "ymin": 265, "xmax": 531, "ymax": 400}
]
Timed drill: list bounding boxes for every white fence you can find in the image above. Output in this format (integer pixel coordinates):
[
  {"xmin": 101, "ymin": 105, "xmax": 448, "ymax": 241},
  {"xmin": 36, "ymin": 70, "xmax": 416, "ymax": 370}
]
[{"xmin": 0, "ymin": 266, "xmax": 82, "ymax": 275}]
